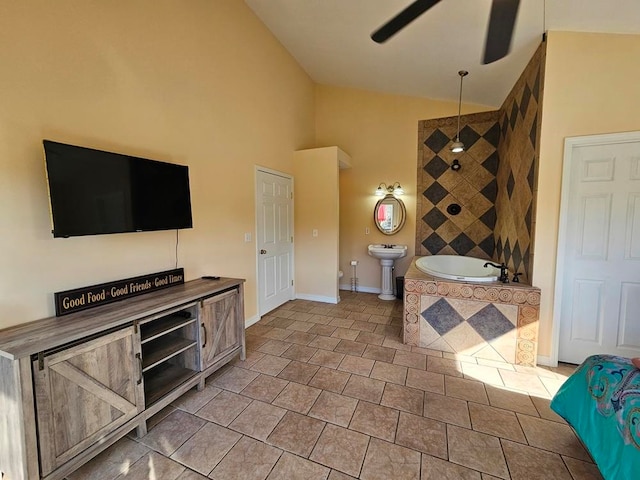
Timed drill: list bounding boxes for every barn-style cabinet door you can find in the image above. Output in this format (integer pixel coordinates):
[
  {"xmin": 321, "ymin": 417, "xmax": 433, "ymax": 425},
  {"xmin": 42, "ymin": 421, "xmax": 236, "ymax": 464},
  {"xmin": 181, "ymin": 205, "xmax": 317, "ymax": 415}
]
[
  {"xmin": 33, "ymin": 326, "xmax": 144, "ymax": 476},
  {"xmin": 200, "ymin": 288, "xmax": 243, "ymax": 370}
]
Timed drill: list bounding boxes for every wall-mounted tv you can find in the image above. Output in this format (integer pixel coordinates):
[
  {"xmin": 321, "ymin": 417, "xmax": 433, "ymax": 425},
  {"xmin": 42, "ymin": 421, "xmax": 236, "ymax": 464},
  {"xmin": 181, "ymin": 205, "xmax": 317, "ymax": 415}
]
[{"xmin": 44, "ymin": 140, "xmax": 193, "ymax": 238}]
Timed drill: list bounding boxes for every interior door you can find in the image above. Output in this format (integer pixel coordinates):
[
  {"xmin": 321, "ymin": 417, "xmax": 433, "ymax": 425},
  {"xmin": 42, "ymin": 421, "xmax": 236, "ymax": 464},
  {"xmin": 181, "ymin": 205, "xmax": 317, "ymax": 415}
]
[
  {"xmin": 557, "ymin": 135, "xmax": 640, "ymax": 364},
  {"xmin": 256, "ymin": 168, "xmax": 294, "ymax": 315}
]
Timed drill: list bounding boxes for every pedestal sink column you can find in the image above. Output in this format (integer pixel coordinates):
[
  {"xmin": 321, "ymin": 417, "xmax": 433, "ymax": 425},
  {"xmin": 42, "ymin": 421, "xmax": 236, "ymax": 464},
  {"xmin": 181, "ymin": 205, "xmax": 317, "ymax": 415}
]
[
  {"xmin": 378, "ymin": 258, "xmax": 396, "ymax": 300},
  {"xmin": 367, "ymin": 244, "xmax": 407, "ymax": 301}
]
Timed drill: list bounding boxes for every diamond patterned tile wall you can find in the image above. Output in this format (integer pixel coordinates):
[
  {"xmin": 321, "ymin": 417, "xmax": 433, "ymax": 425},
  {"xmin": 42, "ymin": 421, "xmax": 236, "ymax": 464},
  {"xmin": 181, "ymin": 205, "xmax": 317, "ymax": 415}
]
[
  {"xmin": 416, "ymin": 40, "xmax": 545, "ymax": 288},
  {"xmin": 494, "ymin": 41, "xmax": 546, "ymax": 284},
  {"xmin": 417, "ymin": 112, "xmax": 501, "ymax": 259}
]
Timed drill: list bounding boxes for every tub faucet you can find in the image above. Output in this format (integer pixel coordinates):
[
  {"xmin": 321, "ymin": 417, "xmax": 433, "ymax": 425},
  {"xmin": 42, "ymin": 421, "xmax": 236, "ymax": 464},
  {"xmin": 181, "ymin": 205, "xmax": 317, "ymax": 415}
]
[{"xmin": 484, "ymin": 262, "xmax": 509, "ymax": 283}]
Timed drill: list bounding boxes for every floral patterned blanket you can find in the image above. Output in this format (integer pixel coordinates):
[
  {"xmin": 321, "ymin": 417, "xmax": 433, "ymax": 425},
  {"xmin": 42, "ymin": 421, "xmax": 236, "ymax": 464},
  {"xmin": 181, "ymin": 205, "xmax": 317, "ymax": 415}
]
[{"xmin": 551, "ymin": 354, "xmax": 640, "ymax": 480}]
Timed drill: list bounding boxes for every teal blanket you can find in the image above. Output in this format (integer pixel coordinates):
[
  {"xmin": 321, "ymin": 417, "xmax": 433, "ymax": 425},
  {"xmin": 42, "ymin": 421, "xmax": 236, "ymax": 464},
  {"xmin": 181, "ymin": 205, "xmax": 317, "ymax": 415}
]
[{"xmin": 550, "ymin": 354, "xmax": 640, "ymax": 480}]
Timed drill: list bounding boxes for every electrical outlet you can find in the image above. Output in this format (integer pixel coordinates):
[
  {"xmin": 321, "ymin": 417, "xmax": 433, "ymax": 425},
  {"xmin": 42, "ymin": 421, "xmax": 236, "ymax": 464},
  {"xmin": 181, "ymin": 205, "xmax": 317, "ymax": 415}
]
[
  {"xmin": 244, "ymin": 233, "xmax": 252, "ymax": 242},
  {"xmin": 350, "ymin": 260, "xmax": 358, "ymax": 266},
  {"xmin": 312, "ymin": 229, "xmax": 318, "ymax": 237},
  {"xmin": 365, "ymin": 227, "xmax": 370, "ymax": 234}
]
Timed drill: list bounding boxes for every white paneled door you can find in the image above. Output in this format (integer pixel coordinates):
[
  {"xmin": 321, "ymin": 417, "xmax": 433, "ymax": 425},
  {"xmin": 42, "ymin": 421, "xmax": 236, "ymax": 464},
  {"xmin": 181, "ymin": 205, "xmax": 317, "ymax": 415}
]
[
  {"xmin": 256, "ymin": 168, "xmax": 294, "ymax": 316},
  {"xmin": 557, "ymin": 133, "xmax": 640, "ymax": 364}
]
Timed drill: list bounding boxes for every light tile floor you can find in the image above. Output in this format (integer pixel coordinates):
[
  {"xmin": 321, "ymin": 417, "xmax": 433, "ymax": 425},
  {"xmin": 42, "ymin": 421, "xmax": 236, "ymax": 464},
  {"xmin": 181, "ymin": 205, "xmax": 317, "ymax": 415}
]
[{"xmin": 67, "ymin": 292, "xmax": 602, "ymax": 480}]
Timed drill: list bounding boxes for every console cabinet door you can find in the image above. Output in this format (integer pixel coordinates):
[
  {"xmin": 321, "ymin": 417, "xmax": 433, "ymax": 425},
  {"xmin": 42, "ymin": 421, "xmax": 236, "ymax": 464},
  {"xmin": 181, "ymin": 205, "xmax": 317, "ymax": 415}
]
[
  {"xmin": 33, "ymin": 326, "xmax": 144, "ymax": 476},
  {"xmin": 201, "ymin": 289, "xmax": 241, "ymax": 370}
]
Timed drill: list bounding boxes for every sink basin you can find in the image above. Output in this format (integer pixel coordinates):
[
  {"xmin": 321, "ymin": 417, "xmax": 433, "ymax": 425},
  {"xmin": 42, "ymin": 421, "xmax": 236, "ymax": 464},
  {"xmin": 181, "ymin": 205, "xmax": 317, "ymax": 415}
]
[
  {"xmin": 367, "ymin": 244, "xmax": 407, "ymax": 301},
  {"xmin": 367, "ymin": 244, "xmax": 408, "ymax": 260}
]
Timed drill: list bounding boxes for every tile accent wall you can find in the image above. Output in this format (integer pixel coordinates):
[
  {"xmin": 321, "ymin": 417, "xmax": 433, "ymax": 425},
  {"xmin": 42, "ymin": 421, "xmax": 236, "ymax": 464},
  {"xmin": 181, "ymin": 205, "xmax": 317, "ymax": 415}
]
[
  {"xmin": 494, "ymin": 41, "xmax": 546, "ymax": 284},
  {"xmin": 416, "ymin": 111, "xmax": 501, "ymax": 259},
  {"xmin": 416, "ymin": 41, "xmax": 546, "ymax": 285}
]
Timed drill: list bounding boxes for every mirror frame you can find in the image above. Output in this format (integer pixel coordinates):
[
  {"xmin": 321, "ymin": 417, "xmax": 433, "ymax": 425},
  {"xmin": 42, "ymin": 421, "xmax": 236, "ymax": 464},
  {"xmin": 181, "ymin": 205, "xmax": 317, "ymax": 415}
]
[{"xmin": 373, "ymin": 194, "xmax": 406, "ymax": 235}]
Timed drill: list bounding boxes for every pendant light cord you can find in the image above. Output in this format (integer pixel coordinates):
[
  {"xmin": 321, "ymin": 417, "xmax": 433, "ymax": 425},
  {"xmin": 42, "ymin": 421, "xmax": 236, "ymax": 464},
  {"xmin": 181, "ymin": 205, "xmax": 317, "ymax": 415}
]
[{"xmin": 455, "ymin": 70, "xmax": 468, "ymax": 142}]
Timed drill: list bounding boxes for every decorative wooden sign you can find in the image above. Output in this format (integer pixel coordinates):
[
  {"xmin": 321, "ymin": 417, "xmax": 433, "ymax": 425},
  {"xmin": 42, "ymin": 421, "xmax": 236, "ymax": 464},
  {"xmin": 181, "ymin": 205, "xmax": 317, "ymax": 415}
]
[{"xmin": 54, "ymin": 268, "xmax": 185, "ymax": 316}]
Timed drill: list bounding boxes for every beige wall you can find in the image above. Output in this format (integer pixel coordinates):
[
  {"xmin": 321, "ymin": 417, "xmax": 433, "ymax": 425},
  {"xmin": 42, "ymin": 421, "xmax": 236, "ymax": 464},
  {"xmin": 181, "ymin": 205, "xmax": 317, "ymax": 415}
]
[
  {"xmin": 0, "ymin": 0, "xmax": 315, "ymax": 328},
  {"xmin": 535, "ymin": 31, "xmax": 640, "ymax": 358},
  {"xmin": 293, "ymin": 147, "xmax": 343, "ymax": 302},
  {"xmin": 315, "ymin": 85, "xmax": 493, "ymax": 292}
]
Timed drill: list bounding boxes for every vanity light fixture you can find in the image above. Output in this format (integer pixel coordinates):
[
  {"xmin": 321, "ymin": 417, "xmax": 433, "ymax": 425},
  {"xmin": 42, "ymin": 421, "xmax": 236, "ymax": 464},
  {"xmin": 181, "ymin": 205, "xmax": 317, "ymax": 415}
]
[
  {"xmin": 375, "ymin": 182, "xmax": 404, "ymax": 196},
  {"xmin": 450, "ymin": 70, "xmax": 469, "ymax": 153}
]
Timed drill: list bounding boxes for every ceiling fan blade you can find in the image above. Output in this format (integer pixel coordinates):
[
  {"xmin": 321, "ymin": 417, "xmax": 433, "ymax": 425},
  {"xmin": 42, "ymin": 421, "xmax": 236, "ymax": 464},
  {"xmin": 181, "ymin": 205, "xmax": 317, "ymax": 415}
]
[
  {"xmin": 371, "ymin": 0, "xmax": 442, "ymax": 43},
  {"xmin": 482, "ymin": 0, "xmax": 520, "ymax": 64}
]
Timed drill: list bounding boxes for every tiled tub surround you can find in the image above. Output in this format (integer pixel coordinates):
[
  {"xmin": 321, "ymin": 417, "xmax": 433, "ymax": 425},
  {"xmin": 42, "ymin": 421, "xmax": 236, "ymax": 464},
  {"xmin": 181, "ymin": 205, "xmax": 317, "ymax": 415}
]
[{"xmin": 404, "ymin": 258, "xmax": 540, "ymax": 367}]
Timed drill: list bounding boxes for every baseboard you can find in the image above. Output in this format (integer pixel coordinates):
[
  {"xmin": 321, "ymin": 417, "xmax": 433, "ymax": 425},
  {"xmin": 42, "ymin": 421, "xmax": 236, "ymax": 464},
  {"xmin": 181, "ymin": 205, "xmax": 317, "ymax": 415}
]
[
  {"xmin": 536, "ymin": 355, "xmax": 555, "ymax": 367},
  {"xmin": 295, "ymin": 293, "xmax": 339, "ymax": 304},
  {"xmin": 244, "ymin": 314, "xmax": 261, "ymax": 328},
  {"xmin": 338, "ymin": 284, "xmax": 381, "ymax": 294}
]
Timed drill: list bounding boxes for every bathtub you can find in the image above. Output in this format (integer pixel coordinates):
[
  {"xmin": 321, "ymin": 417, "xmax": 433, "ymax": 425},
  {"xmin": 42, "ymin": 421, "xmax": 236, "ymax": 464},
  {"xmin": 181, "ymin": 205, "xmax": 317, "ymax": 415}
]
[{"xmin": 415, "ymin": 255, "xmax": 500, "ymax": 283}]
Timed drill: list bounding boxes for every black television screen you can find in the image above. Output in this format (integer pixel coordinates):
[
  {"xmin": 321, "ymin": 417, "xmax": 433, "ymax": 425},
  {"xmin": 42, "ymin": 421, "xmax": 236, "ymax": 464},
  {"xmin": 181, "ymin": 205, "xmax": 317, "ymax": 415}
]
[{"xmin": 44, "ymin": 140, "xmax": 193, "ymax": 238}]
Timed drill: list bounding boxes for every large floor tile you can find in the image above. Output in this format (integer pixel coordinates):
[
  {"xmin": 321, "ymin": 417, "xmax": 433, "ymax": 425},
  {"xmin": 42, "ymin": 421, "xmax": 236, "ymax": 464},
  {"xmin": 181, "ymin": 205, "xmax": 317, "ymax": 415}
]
[
  {"xmin": 348, "ymin": 401, "xmax": 399, "ymax": 442},
  {"xmin": 266, "ymin": 410, "xmax": 326, "ymax": 457},
  {"xmin": 361, "ymin": 344, "xmax": 396, "ymax": 363},
  {"xmin": 405, "ymin": 368, "xmax": 445, "ymax": 394},
  {"xmin": 421, "ymin": 454, "xmax": 481, "ymax": 480},
  {"xmin": 468, "ymin": 403, "xmax": 526, "ymax": 443},
  {"xmin": 272, "ymin": 382, "xmax": 322, "ymax": 414},
  {"xmin": 342, "ymin": 374, "xmax": 385, "ymax": 403},
  {"xmin": 310, "ymin": 424, "xmax": 370, "ymax": 477},
  {"xmin": 308, "ymin": 349, "xmax": 346, "ymax": 369},
  {"xmin": 229, "ymin": 400, "xmax": 287, "ymax": 441},
  {"xmin": 209, "ymin": 436, "xmax": 282, "ymax": 480},
  {"xmin": 334, "ymin": 339, "xmax": 367, "ymax": 356},
  {"xmin": 359, "ymin": 438, "xmax": 421, "ymax": 480},
  {"xmin": 517, "ymin": 414, "xmax": 590, "ymax": 460},
  {"xmin": 447, "ymin": 424, "xmax": 509, "ymax": 479},
  {"xmin": 195, "ymin": 390, "xmax": 251, "ymax": 426},
  {"xmin": 427, "ymin": 356, "xmax": 463, "ymax": 377},
  {"xmin": 241, "ymin": 374, "xmax": 289, "ymax": 403},
  {"xmin": 445, "ymin": 376, "xmax": 489, "ymax": 404},
  {"xmin": 393, "ymin": 350, "xmax": 427, "ymax": 370},
  {"xmin": 138, "ymin": 410, "xmax": 206, "ymax": 456},
  {"xmin": 308, "ymin": 366, "xmax": 350, "ymax": 393},
  {"xmin": 380, "ymin": 383, "xmax": 423, "ymax": 415},
  {"xmin": 251, "ymin": 354, "xmax": 291, "ymax": 376},
  {"xmin": 281, "ymin": 344, "xmax": 318, "ymax": 362},
  {"xmin": 562, "ymin": 456, "xmax": 603, "ymax": 480},
  {"xmin": 171, "ymin": 385, "xmax": 222, "ymax": 414},
  {"xmin": 170, "ymin": 423, "xmax": 241, "ymax": 475},
  {"xmin": 395, "ymin": 412, "xmax": 447, "ymax": 459},
  {"xmin": 501, "ymin": 439, "xmax": 573, "ymax": 480},
  {"xmin": 115, "ymin": 451, "xmax": 185, "ymax": 480},
  {"xmin": 67, "ymin": 437, "xmax": 150, "ymax": 480},
  {"xmin": 257, "ymin": 339, "xmax": 292, "ymax": 356},
  {"xmin": 309, "ymin": 390, "xmax": 358, "ymax": 427},
  {"xmin": 484, "ymin": 384, "xmax": 538, "ymax": 416},
  {"xmin": 338, "ymin": 354, "xmax": 375, "ymax": 376},
  {"xmin": 370, "ymin": 361, "xmax": 407, "ymax": 385},
  {"xmin": 423, "ymin": 392, "xmax": 471, "ymax": 428},
  {"xmin": 267, "ymin": 452, "xmax": 330, "ymax": 480},
  {"xmin": 211, "ymin": 366, "xmax": 259, "ymax": 392},
  {"xmin": 277, "ymin": 360, "xmax": 320, "ymax": 384}
]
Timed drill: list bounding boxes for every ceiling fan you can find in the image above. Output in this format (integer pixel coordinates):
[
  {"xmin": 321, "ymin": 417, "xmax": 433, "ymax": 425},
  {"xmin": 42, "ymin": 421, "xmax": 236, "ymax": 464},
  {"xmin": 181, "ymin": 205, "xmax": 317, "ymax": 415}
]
[{"xmin": 371, "ymin": 0, "xmax": 520, "ymax": 64}]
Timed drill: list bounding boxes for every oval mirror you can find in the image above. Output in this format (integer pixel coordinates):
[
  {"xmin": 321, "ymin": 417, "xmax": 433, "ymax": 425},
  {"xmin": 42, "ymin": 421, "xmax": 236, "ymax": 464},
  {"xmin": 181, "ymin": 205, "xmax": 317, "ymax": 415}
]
[{"xmin": 373, "ymin": 194, "xmax": 406, "ymax": 235}]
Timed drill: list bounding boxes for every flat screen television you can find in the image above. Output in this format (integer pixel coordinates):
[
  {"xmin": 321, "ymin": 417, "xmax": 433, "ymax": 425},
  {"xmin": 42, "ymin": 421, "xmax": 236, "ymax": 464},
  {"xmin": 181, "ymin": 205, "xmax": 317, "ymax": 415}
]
[{"xmin": 44, "ymin": 140, "xmax": 193, "ymax": 238}]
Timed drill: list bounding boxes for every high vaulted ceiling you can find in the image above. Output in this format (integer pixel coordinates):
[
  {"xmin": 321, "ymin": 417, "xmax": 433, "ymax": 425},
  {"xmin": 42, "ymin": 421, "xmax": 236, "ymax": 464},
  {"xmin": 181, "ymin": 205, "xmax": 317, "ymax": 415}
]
[{"xmin": 245, "ymin": 0, "xmax": 640, "ymax": 107}]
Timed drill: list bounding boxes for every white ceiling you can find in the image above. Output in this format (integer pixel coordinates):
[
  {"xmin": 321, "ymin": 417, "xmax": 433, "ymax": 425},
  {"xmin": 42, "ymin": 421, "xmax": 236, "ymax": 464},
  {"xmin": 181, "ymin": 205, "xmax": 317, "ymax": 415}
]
[{"xmin": 244, "ymin": 0, "xmax": 640, "ymax": 107}]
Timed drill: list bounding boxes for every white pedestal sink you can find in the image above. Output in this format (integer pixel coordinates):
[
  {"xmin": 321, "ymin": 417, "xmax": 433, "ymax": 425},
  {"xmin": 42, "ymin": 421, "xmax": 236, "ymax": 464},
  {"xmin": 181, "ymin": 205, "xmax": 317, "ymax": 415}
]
[{"xmin": 367, "ymin": 244, "xmax": 407, "ymax": 301}]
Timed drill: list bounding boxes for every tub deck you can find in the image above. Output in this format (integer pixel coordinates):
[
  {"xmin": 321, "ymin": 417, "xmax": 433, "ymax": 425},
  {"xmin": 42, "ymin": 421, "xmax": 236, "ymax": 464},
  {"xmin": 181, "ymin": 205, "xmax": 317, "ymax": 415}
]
[{"xmin": 403, "ymin": 257, "xmax": 540, "ymax": 367}]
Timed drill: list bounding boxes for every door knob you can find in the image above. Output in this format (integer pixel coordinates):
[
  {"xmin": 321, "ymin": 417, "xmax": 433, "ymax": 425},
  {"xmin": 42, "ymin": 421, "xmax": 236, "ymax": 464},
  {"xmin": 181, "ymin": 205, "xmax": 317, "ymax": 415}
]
[{"xmin": 260, "ymin": 249, "xmax": 267, "ymax": 254}]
